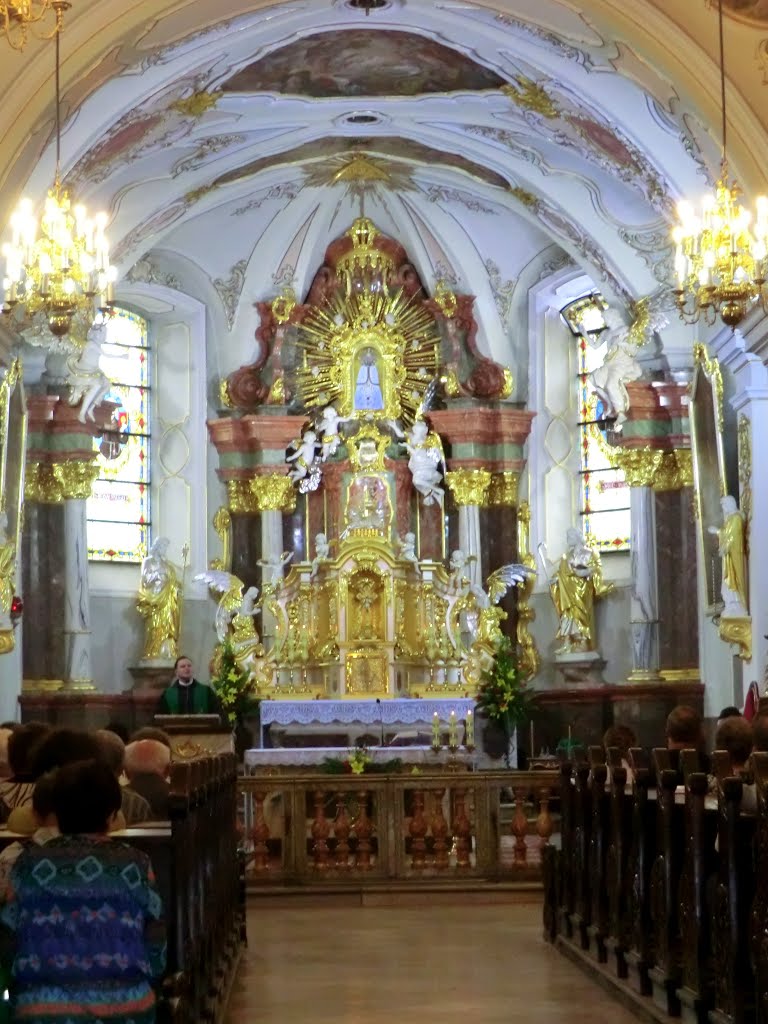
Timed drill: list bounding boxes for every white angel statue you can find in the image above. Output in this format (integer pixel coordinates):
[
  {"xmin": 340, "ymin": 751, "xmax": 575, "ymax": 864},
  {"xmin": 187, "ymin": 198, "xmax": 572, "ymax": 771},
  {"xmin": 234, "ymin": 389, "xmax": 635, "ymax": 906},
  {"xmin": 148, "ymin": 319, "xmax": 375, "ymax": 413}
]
[
  {"xmin": 310, "ymin": 533, "xmax": 334, "ymax": 580},
  {"xmin": 194, "ymin": 569, "xmax": 264, "ymax": 676},
  {"xmin": 286, "ymin": 429, "xmax": 322, "ymax": 491},
  {"xmin": 479, "ymin": 563, "xmax": 536, "ymax": 608},
  {"xmin": 405, "ymin": 419, "xmax": 445, "ymax": 506},
  {"xmin": 397, "ymin": 532, "xmax": 420, "ymax": 574},
  {"xmin": 257, "ymin": 551, "xmax": 293, "ymax": 585},
  {"xmin": 317, "ymin": 406, "xmax": 350, "ymax": 461},
  {"xmin": 66, "ymin": 319, "xmax": 112, "ymax": 424},
  {"xmin": 448, "ymin": 549, "xmax": 476, "ymax": 593}
]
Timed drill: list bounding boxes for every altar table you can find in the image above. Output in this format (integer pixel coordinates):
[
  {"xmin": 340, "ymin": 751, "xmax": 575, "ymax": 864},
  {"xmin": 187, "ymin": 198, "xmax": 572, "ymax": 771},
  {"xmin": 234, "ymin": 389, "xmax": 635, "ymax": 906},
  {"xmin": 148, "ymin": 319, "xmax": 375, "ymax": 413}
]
[{"xmin": 244, "ymin": 745, "xmax": 474, "ymax": 770}]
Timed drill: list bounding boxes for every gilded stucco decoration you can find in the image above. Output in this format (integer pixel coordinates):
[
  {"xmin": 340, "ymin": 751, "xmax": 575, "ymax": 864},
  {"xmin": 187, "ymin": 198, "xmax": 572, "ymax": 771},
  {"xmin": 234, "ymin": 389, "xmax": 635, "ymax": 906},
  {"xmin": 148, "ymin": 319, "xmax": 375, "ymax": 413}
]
[
  {"xmin": 444, "ymin": 469, "xmax": 492, "ymax": 506},
  {"xmin": 227, "ymin": 475, "xmax": 296, "ymax": 514},
  {"xmin": 737, "ymin": 414, "xmax": 752, "ymax": 542},
  {"xmin": 210, "ymin": 507, "xmax": 232, "ymax": 572},
  {"xmin": 515, "ymin": 501, "xmax": 539, "ymax": 679}
]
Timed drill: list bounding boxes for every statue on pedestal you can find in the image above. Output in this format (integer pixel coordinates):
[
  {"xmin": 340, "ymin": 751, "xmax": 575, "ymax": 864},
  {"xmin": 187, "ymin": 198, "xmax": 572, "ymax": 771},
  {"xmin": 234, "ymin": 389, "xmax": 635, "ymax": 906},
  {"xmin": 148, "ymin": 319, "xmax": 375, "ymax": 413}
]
[
  {"xmin": 310, "ymin": 533, "xmax": 333, "ymax": 579},
  {"xmin": 137, "ymin": 537, "xmax": 182, "ymax": 662},
  {"xmin": 709, "ymin": 495, "xmax": 749, "ymax": 616},
  {"xmin": 195, "ymin": 569, "xmax": 266, "ymax": 678},
  {"xmin": 541, "ymin": 528, "xmax": 613, "ymax": 655},
  {"xmin": 404, "ymin": 419, "xmax": 445, "ymax": 506},
  {"xmin": 397, "ymin": 532, "xmax": 420, "ymax": 574}
]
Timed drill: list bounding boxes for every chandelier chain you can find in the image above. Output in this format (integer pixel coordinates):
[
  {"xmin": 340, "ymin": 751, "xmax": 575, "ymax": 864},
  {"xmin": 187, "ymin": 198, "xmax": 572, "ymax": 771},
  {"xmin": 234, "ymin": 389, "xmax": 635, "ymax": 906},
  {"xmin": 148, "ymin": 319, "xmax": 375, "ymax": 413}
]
[{"xmin": 718, "ymin": 0, "xmax": 727, "ymax": 168}]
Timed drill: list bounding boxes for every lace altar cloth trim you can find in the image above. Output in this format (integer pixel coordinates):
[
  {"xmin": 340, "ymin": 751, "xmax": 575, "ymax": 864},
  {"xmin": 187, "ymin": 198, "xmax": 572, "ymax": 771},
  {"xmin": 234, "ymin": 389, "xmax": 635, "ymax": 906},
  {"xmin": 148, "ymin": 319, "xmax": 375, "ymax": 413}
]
[
  {"xmin": 244, "ymin": 745, "xmax": 473, "ymax": 768},
  {"xmin": 259, "ymin": 698, "xmax": 475, "ymax": 727}
]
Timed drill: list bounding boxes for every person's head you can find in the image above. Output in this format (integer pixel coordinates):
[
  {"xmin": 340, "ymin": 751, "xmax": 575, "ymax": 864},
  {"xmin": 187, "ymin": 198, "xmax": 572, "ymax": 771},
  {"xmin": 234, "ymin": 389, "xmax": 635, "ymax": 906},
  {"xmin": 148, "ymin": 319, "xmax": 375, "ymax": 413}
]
[
  {"xmin": 753, "ymin": 713, "xmax": 768, "ymax": 753},
  {"xmin": 174, "ymin": 655, "xmax": 193, "ymax": 682},
  {"xmin": 603, "ymin": 724, "xmax": 637, "ymax": 760},
  {"xmin": 31, "ymin": 728, "xmax": 103, "ymax": 779},
  {"xmin": 124, "ymin": 739, "xmax": 171, "ymax": 781},
  {"xmin": 32, "ymin": 771, "xmax": 59, "ymax": 829},
  {"xmin": 716, "ymin": 715, "xmax": 753, "ymax": 771},
  {"xmin": 666, "ymin": 705, "xmax": 703, "ymax": 750},
  {"xmin": 8, "ymin": 722, "xmax": 51, "ymax": 779},
  {"xmin": 52, "ymin": 760, "xmax": 121, "ymax": 835},
  {"xmin": 104, "ymin": 720, "xmax": 130, "ymax": 744},
  {"xmin": 718, "ymin": 706, "xmax": 741, "ymax": 724},
  {"xmin": 0, "ymin": 727, "xmax": 14, "ymax": 779},
  {"xmin": 130, "ymin": 726, "xmax": 172, "ymax": 750},
  {"xmin": 96, "ymin": 729, "xmax": 125, "ymax": 778}
]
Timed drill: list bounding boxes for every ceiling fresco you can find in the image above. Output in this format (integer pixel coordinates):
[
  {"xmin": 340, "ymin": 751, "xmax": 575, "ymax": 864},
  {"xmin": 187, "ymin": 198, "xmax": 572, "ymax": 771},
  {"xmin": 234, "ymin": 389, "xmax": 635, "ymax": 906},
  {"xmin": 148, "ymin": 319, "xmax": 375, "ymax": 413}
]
[
  {"xmin": 214, "ymin": 136, "xmax": 510, "ymax": 191},
  {"xmin": 220, "ymin": 30, "xmax": 506, "ymax": 97}
]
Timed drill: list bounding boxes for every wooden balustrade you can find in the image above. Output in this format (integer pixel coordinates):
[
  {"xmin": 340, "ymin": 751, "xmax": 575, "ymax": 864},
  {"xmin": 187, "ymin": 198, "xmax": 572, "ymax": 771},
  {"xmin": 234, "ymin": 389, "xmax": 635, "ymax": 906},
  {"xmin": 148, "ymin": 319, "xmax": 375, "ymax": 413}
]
[
  {"xmin": 238, "ymin": 770, "xmax": 559, "ymax": 886},
  {"xmin": 544, "ymin": 746, "xmax": 768, "ymax": 1024}
]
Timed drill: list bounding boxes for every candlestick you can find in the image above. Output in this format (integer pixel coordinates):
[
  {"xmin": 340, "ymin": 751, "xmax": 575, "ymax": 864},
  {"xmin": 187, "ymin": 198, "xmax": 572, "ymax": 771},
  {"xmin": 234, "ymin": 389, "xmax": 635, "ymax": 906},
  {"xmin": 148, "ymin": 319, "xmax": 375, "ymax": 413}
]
[
  {"xmin": 448, "ymin": 709, "xmax": 458, "ymax": 748},
  {"xmin": 465, "ymin": 710, "xmax": 474, "ymax": 748}
]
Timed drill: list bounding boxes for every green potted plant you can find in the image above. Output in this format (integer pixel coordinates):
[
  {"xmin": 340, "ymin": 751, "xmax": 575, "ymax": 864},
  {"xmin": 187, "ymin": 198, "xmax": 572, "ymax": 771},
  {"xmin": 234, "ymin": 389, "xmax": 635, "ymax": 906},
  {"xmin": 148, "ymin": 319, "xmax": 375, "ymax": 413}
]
[
  {"xmin": 210, "ymin": 640, "xmax": 262, "ymax": 760},
  {"xmin": 475, "ymin": 636, "xmax": 536, "ymax": 767}
]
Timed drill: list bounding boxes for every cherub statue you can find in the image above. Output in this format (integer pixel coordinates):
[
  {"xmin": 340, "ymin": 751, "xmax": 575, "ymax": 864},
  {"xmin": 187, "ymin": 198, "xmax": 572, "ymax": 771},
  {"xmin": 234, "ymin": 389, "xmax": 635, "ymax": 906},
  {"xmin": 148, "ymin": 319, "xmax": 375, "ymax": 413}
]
[
  {"xmin": 448, "ymin": 549, "xmax": 476, "ymax": 593},
  {"xmin": 257, "ymin": 551, "xmax": 293, "ymax": 585},
  {"xmin": 404, "ymin": 419, "xmax": 445, "ymax": 506},
  {"xmin": 539, "ymin": 528, "xmax": 614, "ymax": 654},
  {"xmin": 317, "ymin": 406, "xmax": 348, "ymax": 461},
  {"xmin": 398, "ymin": 532, "xmax": 420, "ymax": 574},
  {"xmin": 137, "ymin": 537, "xmax": 181, "ymax": 662},
  {"xmin": 589, "ymin": 308, "xmax": 642, "ymax": 432},
  {"xmin": 708, "ymin": 494, "xmax": 749, "ymax": 616},
  {"xmin": 286, "ymin": 429, "xmax": 321, "ymax": 491},
  {"xmin": 194, "ymin": 570, "xmax": 264, "ymax": 674},
  {"xmin": 66, "ymin": 319, "xmax": 112, "ymax": 424},
  {"xmin": 310, "ymin": 533, "xmax": 334, "ymax": 579}
]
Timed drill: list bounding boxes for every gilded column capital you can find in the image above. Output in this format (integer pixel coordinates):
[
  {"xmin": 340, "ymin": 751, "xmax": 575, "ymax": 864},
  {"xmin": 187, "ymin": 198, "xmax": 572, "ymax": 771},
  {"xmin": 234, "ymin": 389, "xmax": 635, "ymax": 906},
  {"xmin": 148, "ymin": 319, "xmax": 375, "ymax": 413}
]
[
  {"xmin": 227, "ymin": 474, "xmax": 296, "ymax": 513},
  {"xmin": 25, "ymin": 463, "xmax": 63, "ymax": 504},
  {"xmin": 444, "ymin": 469, "xmax": 492, "ymax": 506},
  {"xmin": 486, "ymin": 471, "xmax": 519, "ymax": 507},
  {"xmin": 605, "ymin": 446, "xmax": 693, "ymax": 491},
  {"xmin": 52, "ymin": 461, "xmax": 100, "ymax": 500}
]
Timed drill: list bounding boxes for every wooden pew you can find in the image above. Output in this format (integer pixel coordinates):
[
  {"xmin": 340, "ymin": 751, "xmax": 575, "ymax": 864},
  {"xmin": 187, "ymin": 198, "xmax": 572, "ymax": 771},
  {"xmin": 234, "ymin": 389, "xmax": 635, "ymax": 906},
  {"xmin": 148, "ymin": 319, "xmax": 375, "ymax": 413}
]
[
  {"xmin": 604, "ymin": 746, "xmax": 632, "ymax": 979},
  {"xmin": 750, "ymin": 752, "xmax": 768, "ymax": 1024},
  {"xmin": 587, "ymin": 746, "xmax": 610, "ymax": 963},
  {"xmin": 625, "ymin": 747, "xmax": 655, "ymax": 997}
]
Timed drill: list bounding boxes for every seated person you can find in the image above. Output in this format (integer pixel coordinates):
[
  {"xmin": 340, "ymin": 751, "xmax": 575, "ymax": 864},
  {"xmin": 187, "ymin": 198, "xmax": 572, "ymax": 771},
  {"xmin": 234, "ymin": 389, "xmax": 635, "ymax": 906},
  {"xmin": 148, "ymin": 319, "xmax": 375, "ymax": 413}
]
[
  {"xmin": 715, "ymin": 715, "xmax": 753, "ymax": 776},
  {"xmin": 0, "ymin": 723, "xmax": 50, "ymax": 824},
  {"xmin": 96, "ymin": 730, "xmax": 152, "ymax": 826},
  {"xmin": 0, "ymin": 772, "xmax": 59, "ymax": 893},
  {"xmin": 0, "ymin": 760, "xmax": 166, "ymax": 1022},
  {"xmin": 753, "ymin": 712, "xmax": 768, "ymax": 753},
  {"xmin": 124, "ymin": 740, "xmax": 171, "ymax": 819},
  {"xmin": 603, "ymin": 724, "xmax": 637, "ymax": 784},
  {"xmin": 157, "ymin": 656, "xmax": 221, "ymax": 717},
  {"xmin": 0, "ymin": 728, "xmax": 13, "ymax": 781},
  {"xmin": 130, "ymin": 726, "xmax": 173, "ymax": 751}
]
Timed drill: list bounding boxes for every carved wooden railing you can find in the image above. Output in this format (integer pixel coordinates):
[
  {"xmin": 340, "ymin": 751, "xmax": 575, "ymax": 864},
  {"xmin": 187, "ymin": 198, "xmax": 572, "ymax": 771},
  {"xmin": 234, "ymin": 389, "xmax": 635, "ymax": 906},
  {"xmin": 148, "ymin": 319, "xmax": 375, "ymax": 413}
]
[
  {"xmin": 545, "ymin": 748, "xmax": 768, "ymax": 1024},
  {"xmin": 238, "ymin": 770, "xmax": 559, "ymax": 885}
]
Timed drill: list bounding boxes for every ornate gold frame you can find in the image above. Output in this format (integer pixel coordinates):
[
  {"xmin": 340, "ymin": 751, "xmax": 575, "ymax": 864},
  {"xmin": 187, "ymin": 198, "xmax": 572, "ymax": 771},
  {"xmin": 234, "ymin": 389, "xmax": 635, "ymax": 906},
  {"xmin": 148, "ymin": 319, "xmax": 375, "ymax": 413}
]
[{"xmin": 690, "ymin": 342, "xmax": 727, "ymax": 614}]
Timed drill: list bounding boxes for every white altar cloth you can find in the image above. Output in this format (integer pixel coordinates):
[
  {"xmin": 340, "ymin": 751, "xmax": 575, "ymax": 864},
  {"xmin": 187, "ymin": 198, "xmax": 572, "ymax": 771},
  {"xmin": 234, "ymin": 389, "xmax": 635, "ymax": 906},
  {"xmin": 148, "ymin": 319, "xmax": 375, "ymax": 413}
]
[
  {"xmin": 259, "ymin": 697, "xmax": 475, "ymax": 728},
  {"xmin": 244, "ymin": 745, "xmax": 473, "ymax": 769}
]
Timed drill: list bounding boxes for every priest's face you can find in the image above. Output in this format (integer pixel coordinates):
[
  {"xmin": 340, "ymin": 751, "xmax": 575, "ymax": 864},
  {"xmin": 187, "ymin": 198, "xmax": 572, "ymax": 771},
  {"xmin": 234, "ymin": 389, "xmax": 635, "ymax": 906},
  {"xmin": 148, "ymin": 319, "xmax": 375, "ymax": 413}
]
[{"xmin": 176, "ymin": 657, "xmax": 193, "ymax": 682}]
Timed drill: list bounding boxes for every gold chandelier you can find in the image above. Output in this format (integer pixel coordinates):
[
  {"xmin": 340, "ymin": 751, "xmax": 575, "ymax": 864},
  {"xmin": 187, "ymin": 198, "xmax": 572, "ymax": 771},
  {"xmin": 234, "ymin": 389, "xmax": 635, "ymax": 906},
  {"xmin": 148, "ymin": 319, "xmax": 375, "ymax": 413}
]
[
  {"xmin": 1, "ymin": 0, "xmax": 69, "ymax": 51},
  {"xmin": 1, "ymin": 30, "xmax": 116, "ymax": 338},
  {"xmin": 672, "ymin": 0, "xmax": 768, "ymax": 329}
]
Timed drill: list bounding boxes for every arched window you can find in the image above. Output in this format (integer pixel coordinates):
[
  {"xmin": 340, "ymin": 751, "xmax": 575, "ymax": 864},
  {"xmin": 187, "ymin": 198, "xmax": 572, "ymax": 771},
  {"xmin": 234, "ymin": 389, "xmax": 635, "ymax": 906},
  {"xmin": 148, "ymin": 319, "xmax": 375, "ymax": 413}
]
[
  {"xmin": 86, "ymin": 308, "xmax": 150, "ymax": 562},
  {"xmin": 561, "ymin": 293, "xmax": 630, "ymax": 552}
]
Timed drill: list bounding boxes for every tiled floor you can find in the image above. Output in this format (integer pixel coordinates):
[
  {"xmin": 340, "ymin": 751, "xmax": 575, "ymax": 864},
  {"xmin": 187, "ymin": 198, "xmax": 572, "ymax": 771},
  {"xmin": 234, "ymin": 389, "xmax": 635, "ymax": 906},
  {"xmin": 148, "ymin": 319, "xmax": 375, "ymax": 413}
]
[{"xmin": 225, "ymin": 899, "xmax": 639, "ymax": 1022}]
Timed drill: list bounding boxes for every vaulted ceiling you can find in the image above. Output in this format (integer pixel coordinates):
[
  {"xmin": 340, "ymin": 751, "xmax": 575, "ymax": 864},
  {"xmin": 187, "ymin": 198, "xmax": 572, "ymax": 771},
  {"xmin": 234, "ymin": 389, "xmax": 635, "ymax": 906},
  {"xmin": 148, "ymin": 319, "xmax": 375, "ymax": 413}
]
[{"xmin": 2, "ymin": 0, "xmax": 768, "ymax": 378}]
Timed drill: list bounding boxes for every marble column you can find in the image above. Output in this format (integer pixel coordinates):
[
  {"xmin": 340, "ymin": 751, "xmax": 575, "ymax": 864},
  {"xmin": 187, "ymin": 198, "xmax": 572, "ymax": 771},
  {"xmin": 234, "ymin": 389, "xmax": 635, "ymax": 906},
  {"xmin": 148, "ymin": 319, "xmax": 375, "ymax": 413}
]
[
  {"xmin": 62, "ymin": 497, "xmax": 94, "ymax": 688},
  {"xmin": 458, "ymin": 504, "xmax": 483, "ymax": 587},
  {"xmin": 629, "ymin": 485, "xmax": 661, "ymax": 680},
  {"xmin": 260, "ymin": 509, "xmax": 286, "ymax": 651}
]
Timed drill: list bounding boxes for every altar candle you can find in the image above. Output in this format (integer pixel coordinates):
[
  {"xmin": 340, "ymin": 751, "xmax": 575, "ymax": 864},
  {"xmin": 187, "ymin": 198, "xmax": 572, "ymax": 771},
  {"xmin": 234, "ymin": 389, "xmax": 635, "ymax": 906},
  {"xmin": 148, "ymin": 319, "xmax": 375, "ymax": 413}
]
[
  {"xmin": 448, "ymin": 710, "xmax": 458, "ymax": 746},
  {"xmin": 432, "ymin": 712, "xmax": 441, "ymax": 745},
  {"xmin": 465, "ymin": 710, "xmax": 474, "ymax": 747}
]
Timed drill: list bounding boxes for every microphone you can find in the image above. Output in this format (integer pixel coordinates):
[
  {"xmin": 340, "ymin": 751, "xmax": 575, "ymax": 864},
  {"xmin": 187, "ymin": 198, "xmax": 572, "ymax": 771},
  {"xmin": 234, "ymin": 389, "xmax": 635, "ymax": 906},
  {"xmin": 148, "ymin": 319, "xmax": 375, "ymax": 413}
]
[{"xmin": 375, "ymin": 698, "xmax": 384, "ymax": 747}]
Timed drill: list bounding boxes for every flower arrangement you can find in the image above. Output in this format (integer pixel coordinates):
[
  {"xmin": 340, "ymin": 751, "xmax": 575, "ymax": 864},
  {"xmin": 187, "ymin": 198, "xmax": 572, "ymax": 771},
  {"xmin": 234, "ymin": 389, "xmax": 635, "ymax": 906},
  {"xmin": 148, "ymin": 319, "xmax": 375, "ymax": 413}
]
[
  {"xmin": 320, "ymin": 747, "xmax": 404, "ymax": 775},
  {"xmin": 210, "ymin": 641, "xmax": 261, "ymax": 725},
  {"xmin": 475, "ymin": 636, "xmax": 536, "ymax": 736}
]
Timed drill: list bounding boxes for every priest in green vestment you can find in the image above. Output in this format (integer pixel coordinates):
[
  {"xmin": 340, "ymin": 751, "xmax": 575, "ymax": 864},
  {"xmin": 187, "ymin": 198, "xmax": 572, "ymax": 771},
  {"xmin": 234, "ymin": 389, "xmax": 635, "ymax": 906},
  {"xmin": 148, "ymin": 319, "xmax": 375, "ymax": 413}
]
[{"xmin": 157, "ymin": 656, "xmax": 222, "ymax": 717}]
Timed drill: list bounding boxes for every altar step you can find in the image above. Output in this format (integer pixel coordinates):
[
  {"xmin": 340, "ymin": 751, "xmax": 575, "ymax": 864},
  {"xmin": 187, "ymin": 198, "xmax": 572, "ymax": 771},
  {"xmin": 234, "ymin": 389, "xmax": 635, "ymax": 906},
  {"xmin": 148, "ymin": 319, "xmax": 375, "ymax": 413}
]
[{"xmin": 248, "ymin": 880, "xmax": 543, "ymax": 908}]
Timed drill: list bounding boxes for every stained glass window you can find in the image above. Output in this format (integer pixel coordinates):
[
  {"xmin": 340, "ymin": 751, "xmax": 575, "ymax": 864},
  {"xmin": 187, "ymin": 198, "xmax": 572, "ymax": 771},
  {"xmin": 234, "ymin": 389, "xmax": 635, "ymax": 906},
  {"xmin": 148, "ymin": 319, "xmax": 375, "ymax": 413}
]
[
  {"xmin": 86, "ymin": 308, "xmax": 150, "ymax": 562},
  {"xmin": 562, "ymin": 294, "xmax": 631, "ymax": 552}
]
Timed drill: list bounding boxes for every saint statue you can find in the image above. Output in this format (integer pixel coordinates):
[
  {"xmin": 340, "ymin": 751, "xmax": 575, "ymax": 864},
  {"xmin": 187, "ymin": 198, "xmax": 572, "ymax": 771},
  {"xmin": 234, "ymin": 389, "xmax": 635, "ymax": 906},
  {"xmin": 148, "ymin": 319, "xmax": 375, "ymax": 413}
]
[
  {"xmin": 544, "ymin": 528, "xmax": 613, "ymax": 654},
  {"xmin": 137, "ymin": 537, "xmax": 182, "ymax": 662},
  {"xmin": 709, "ymin": 495, "xmax": 749, "ymax": 616},
  {"xmin": 404, "ymin": 419, "xmax": 445, "ymax": 506},
  {"xmin": 354, "ymin": 348, "xmax": 384, "ymax": 411}
]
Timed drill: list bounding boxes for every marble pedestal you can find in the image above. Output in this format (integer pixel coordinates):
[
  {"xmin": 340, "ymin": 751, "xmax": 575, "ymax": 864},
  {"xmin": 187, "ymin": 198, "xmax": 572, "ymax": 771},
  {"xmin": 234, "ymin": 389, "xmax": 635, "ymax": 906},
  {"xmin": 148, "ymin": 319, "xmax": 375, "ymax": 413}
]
[
  {"xmin": 554, "ymin": 651, "xmax": 606, "ymax": 686},
  {"xmin": 129, "ymin": 665, "xmax": 175, "ymax": 692}
]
